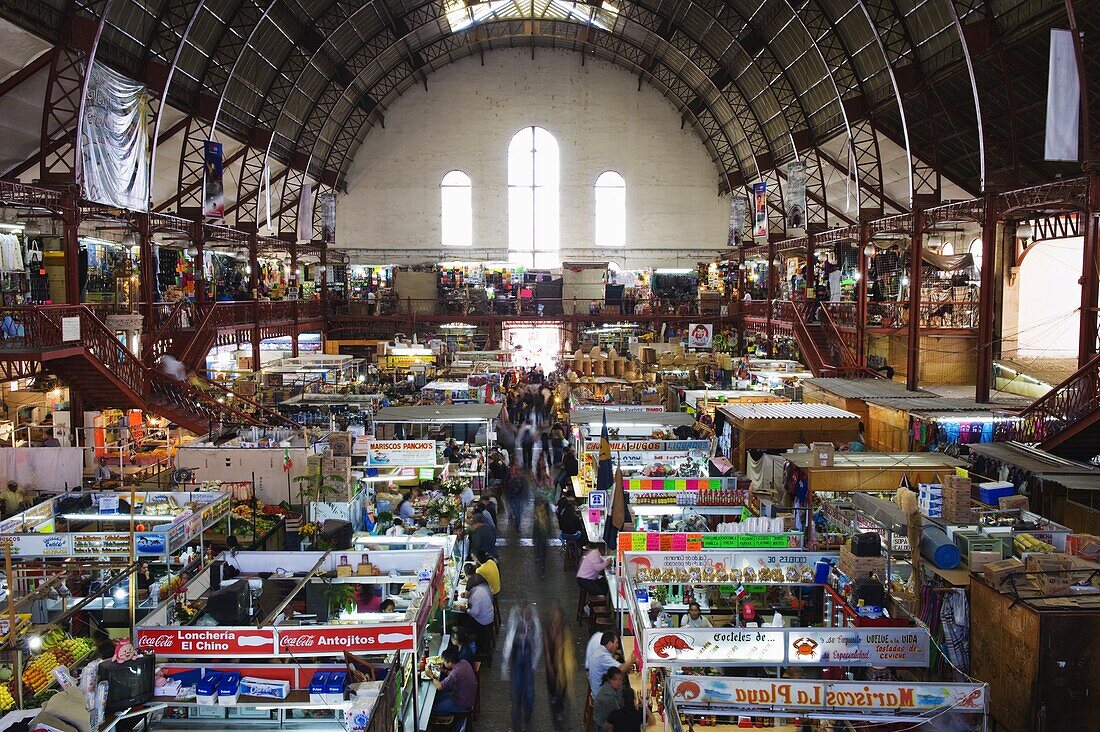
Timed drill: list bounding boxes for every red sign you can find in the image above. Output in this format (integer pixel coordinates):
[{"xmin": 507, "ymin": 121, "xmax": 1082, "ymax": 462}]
[
  {"xmin": 136, "ymin": 628, "xmax": 277, "ymax": 657},
  {"xmin": 277, "ymin": 625, "xmax": 417, "ymax": 654}
]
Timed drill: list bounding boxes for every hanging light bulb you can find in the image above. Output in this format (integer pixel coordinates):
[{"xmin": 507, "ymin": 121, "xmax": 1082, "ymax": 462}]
[
  {"xmin": 863, "ymin": 244, "xmax": 876, "ymax": 257},
  {"xmin": 121, "ymin": 233, "xmax": 136, "ymax": 248},
  {"xmin": 927, "ymin": 233, "xmax": 944, "ymax": 248},
  {"xmin": 318, "ymin": 265, "xmax": 327, "ymax": 274},
  {"xmin": 282, "ymin": 256, "xmax": 291, "ymax": 266},
  {"xmin": 237, "ymin": 246, "xmax": 249, "ymax": 260},
  {"xmin": 186, "ymin": 246, "xmax": 198, "ymax": 258},
  {"xmin": 1016, "ymin": 221, "xmax": 1034, "ymax": 240},
  {"xmin": 816, "ymin": 251, "xmax": 828, "ymax": 263}
]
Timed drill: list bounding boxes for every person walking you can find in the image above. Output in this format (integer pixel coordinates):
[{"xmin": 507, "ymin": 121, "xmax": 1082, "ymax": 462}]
[
  {"xmin": 532, "ymin": 496, "xmax": 551, "ymax": 575},
  {"xmin": 543, "ymin": 604, "xmax": 576, "ymax": 730},
  {"xmin": 501, "ymin": 600, "xmax": 542, "ymax": 732},
  {"xmin": 505, "ymin": 462, "xmax": 526, "ymax": 534}
]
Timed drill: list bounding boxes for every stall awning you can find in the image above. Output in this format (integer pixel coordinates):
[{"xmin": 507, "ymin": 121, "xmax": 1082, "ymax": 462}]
[
  {"xmin": 1035, "ymin": 473, "xmax": 1100, "ymax": 492},
  {"xmin": 717, "ymin": 403, "xmax": 859, "ymax": 420},
  {"xmin": 569, "ymin": 408, "xmax": 695, "ymax": 427},
  {"xmin": 374, "ymin": 404, "xmax": 501, "ymax": 423},
  {"xmin": 804, "ymin": 378, "xmax": 933, "ymax": 399},
  {"xmin": 867, "ymin": 396, "xmax": 1030, "ymax": 412},
  {"xmin": 970, "ymin": 442, "xmax": 1097, "ymax": 475}
]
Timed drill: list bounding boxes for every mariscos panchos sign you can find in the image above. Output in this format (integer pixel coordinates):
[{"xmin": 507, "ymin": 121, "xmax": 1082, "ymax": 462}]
[
  {"xmin": 358, "ymin": 440, "xmax": 437, "ymax": 466},
  {"xmin": 137, "ymin": 624, "xmax": 417, "ymax": 658},
  {"xmin": 669, "ymin": 676, "xmax": 986, "ymax": 714}
]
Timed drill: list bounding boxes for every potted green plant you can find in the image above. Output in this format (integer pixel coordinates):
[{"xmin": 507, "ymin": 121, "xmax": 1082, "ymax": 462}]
[{"xmin": 293, "ymin": 469, "xmax": 347, "ymax": 513}]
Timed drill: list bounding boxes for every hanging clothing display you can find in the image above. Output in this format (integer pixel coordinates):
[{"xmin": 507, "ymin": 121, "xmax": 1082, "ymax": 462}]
[{"xmin": 0, "ymin": 233, "xmax": 24, "ymax": 272}]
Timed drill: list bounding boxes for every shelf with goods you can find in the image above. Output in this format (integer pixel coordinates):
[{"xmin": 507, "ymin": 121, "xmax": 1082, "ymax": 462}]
[
  {"xmin": 136, "ymin": 547, "xmax": 446, "ymax": 729},
  {"xmin": 0, "ymin": 490, "xmax": 231, "ymax": 565},
  {"xmin": 620, "ymin": 550, "xmax": 988, "ymax": 731}
]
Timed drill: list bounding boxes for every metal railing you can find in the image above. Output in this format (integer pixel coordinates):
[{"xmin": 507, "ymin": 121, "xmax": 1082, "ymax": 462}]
[{"xmin": 1015, "ymin": 353, "xmax": 1100, "ymax": 445}]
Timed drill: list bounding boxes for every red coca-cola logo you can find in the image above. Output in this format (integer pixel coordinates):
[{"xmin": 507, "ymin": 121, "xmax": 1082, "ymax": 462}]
[
  {"xmin": 280, "ymin": 634, "xmax": 318, "ymax": 648},
  {"xmin": 137, "ymin": 635, "xmax": 175, "ymax": 649}
]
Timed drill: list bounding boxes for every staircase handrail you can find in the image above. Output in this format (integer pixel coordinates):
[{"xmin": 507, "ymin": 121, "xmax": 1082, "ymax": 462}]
[
  {"xmin": 147, "ymin": 372, "xmax": 272, "ymax": 430},
  {"xmin": 200, "ymin": 377, "xmax": 296, "ymax": 427},
  {"xmin": 1015, "ymin": 352, "xmax": 1100, "ymax": 443},
  {"xmin": 817, "ymin": 305, "xmax": 883, "ymax": 379},
  {"xmin": 47, "ymin": 306, "xmax": 149, "ymax": 397},
  {"xmin": 787, "ymin": 300, "xmax": 829, "ymax": 375},
  {"xmin": 143, "ymin": 299, "xmax": 193, "ymax": 364}
]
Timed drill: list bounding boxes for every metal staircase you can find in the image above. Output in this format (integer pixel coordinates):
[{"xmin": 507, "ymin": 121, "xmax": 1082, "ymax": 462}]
[
  {"xmin": 0, "ymin": 306, "xmax": 292, "ymax": 434},
  {"xmin": 788, "ymin": 300, "xmax": 881, "ymax": 378},
  {"xmin": 1016, "ymin": 353, "xmax": 1100, "ymax": 461}
]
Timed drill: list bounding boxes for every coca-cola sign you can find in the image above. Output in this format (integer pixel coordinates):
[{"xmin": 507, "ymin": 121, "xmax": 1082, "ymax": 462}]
[
  {"xmin": 136, "ymin": 628, "xmax": 277, "ymax": 657},
  {"xmin": 277, "ymin": 625, "xmax": 416, "ymax": 654}
]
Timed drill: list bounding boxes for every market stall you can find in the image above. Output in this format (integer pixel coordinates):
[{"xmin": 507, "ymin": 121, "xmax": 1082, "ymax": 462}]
[
  {"xmin": 0, "ymin": 490, "xmax": 230, "ymax": 565},
  {"xmin": 784, "ymin": 452, "xmax": 967, "ymax": 494},
  {"xmin": 175, "ymin": 426, "xmax": 318, "ymax": 504},
  {"xmin": 618, "ymin": 543, "xmax": 989, "ymax": 730},
  {"xmin": 865, "ymin": 396, "xmax": 1028, "ymax": 452},
  {"xmin": 135, "ymin": 547, "xmax": 448, "ymax": 731},
  {"xmin": 569, "ymin": 409, "xmax": 707, "ymax": 496},
  {"xmin": 802, "ymin": 377, "xmax": 934, "ymax": 426},
  {"xmin": 713, "ymin": 403, "xmax": 860, "ymax": 471}
]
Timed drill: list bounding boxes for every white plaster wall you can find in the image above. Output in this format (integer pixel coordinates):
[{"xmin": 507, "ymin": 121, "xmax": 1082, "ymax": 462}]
[
  {"xmin": 1015, "ymin": 236, "xmax": 1082, "ymax": 358},
  {"xmin": 337, "ymin": 49, "xmax": 729, "ymax": 268}
]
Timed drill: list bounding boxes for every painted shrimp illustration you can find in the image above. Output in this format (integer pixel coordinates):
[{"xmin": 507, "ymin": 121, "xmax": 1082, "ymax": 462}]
[
  {"xmin": 674, "ymin": 680, "xmax": 702, "ymax": 701},
  {"xmin": 651, "ymin": 633, "xmax": 693, "ymax": 659},
  {"xmin": 629, "ymin": 556, "xmax": 652, "ymax": 569}
]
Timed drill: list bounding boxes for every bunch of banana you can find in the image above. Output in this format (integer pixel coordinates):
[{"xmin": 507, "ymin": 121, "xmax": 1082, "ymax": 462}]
[{"xmin": 41, "ymin": 628, "xmax": 66, "ymax": 650}]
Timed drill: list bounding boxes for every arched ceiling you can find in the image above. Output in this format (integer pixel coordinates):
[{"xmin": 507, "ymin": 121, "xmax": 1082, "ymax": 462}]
[{"xmin": 0, "ymin": 0, "xmax": 1091, "ymax": 236}]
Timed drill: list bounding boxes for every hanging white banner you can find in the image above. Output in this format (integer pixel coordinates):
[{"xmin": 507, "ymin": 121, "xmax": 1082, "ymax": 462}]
[
  {"xmin": 786, "ymin": 161, "xmax": 807, "ymax": 231},
  {"xmin": 297, "ymin": 182, "xmax": 314, "ymax": 242},
  {"xmin": 727, "ymin": 194, "xmax": 746, "ymax": 247},
  {"xmin": 1045, "ymin": 28, "xmax": 1080, "ymax": 162},
  {"xmin": 80, "ymin": 62, "xmax": 150, "ymax": 212}
]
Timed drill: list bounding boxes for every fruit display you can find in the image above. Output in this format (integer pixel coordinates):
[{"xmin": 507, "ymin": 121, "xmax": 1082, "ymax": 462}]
[
  {"xmin": 210, "ymin": 499, "xmax": 290, "ymax": 542},
  {"xmin": 0, "ymin": 682, "xmax": 13, "ymax": 710},
  {"xmin": 22, "ymin": 636, "xmax": 95, "ymax": 696}
]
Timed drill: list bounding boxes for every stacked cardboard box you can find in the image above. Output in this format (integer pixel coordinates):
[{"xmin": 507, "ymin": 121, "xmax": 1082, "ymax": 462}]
[
  {"xmin": 810, "ymin": 442, "xmax": 835, "ymax": 467},
  {"xmin": 918, "ymin": 483, "xmax": 943, "ymax": 518},
  {"xmin": 941, "ymin": 475, "xmax": 976, "ymax": 524},
  {"xmin": 839, "ymin": 543, "xmax": 885, "ymax": 579},
  {"xmin": 1026, "ymin": 553, "xmax": 1075, "ymax": 597},
  {"xmin": 982, "ymin": 557, "xmax": 1024, "ymax": 591},
  {"xmin": 1066, "ymin": 534, "xmax": 1100, "ymax": 560},
  {"xmin": 328, "ymin": 432, "xmax": 353, "ymax": 457}
]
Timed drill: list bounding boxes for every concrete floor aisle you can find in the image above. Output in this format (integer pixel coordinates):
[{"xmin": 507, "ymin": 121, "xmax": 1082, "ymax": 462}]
[{"xmin": 475, "ymin": 489, "xmax": 591, "ymax": 732}]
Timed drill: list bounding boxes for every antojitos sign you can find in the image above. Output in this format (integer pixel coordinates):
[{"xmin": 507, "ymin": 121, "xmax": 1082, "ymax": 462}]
[
  {"xmin": 277, "ymin": 624, "xmax": 417, "ymax": 654},
  {"xmin": 136, "ymin": 624, "xmax": 418, "ymax": 657},
  {"xmin": 670, "ymin": 676, "xmax": 986, "ymax": 714}
]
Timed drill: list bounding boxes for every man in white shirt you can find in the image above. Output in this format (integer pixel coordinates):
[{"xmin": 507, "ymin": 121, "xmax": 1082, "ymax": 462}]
[
  {"xmin": 366, "ymin": 290, "xmax": 377, "ymax": 315},
  {"xmin": 587, "ymin": 632, "xmax": 639, "ymax": 697}
]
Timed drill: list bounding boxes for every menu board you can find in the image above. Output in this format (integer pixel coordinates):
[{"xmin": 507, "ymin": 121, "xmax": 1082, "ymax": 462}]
[
  {"xmin": 644, "ymin": 627, "xmax": 931, "ymax": 667},
  {"xmin": 618, "ymin": 532, "xmax": 802, "ymax": 555}
]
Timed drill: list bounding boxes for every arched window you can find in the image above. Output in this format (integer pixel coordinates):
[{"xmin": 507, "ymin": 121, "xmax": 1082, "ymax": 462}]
[
  {"xmin": 441, "ymin": 170, "xmax": 472, "ymax": 247},
  {"xmin": 508, "ymin": 126, "xmax": 559, "ymax": 268},
  {"xmin": 969, "ymin": 236, "xmax": 983, "ymax": 274},
  {"xmin": 594, "ymin": 171, "xmax": 626, "ymax": 247}
]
